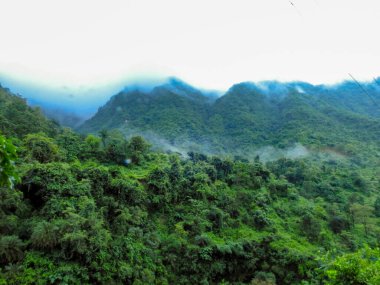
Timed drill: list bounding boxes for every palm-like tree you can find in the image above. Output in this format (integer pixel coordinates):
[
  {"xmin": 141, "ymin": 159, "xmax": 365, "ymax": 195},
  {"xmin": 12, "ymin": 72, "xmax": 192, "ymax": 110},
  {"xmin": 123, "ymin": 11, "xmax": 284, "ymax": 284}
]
[
  {"xmin": 0, "ymin": 235, "xmax": 24, "ymax": 264},
  {"xmin": 98, "ymin": 129, "xmax": 109, "ymax": 148}
]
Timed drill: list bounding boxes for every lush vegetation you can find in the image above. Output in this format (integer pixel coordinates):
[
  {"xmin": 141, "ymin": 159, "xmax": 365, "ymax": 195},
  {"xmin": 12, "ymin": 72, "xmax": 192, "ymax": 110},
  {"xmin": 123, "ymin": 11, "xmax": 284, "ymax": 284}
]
[
  {"xmin": 0, "ymin": 83, "xmax": 380, "ymax": 284},
  {"xmin": 0, "ymin": 86, "xmax": 58, "ymax": 138},
  {"xmin": 79, "ymin": 79, "xmax": 380, "ymax": 158}
]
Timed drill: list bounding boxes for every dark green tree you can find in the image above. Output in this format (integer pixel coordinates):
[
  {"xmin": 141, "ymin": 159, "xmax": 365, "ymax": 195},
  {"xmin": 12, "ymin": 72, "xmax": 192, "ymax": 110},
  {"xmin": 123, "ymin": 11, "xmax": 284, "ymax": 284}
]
[
  {"xmin": 300, "ymin": 213, "xmax": 321, "ymax": 242},
  {"xmin": 23, "ymin": 133, "xmax": 60, "ymax": 163},
  {"xmin": 56, "ymin": 128, "xmax": 83, "ymax": 161},
  {"xmin": 374, "ymin": 197, "xmax": 380, "ymax": 217},
  {"xmin": 0, "ymin": 134, "xmax": 19, "ymax": 188},
  {"xmin": 99, "ymin": 129, "xmax": 109, "ymax": 148},
  {"xmin": 127, "ymin": 136, "xmax": 150, "ymax": 165}
]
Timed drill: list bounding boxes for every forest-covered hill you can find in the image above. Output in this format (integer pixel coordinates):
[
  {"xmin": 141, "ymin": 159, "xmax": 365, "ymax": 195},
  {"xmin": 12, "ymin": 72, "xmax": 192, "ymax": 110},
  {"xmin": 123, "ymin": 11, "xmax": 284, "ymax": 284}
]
[
  {"xmin": 0, "ymin": 83, "xmax": 380, "ymax": 284},
  {"xmin": 0, "ymin": 86, "xmax": 59, "ymax": 138},
  {"xmin": 78, "ymin": 78, "xmax": 380, "ymax": 159}
]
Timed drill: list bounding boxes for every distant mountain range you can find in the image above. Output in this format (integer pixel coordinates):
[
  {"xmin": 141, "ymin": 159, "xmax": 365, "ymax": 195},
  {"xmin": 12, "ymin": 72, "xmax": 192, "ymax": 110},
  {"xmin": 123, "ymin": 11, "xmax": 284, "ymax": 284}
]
[
  {"xmin": 77, "ymin": 77, "xmax": 380, "ymax": 158},
  {"xmin": 1, "ymin": 77, "xmax": 379, "ymax": 158}
]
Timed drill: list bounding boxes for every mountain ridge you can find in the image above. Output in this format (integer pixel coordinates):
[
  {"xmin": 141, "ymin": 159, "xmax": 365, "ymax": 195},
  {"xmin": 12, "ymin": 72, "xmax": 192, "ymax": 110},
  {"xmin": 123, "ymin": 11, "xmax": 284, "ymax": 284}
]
[{"xmin": 78, "ymin": 78, "xmax": 380, "ymax": 158}]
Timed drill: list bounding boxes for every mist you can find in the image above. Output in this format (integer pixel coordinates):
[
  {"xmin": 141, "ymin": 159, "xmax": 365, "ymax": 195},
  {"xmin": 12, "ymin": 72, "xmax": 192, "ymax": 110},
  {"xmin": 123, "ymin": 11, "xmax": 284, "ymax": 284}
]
[{"xmin": 2, "ymin": 0, "xmax": 380, "ymax": 93}]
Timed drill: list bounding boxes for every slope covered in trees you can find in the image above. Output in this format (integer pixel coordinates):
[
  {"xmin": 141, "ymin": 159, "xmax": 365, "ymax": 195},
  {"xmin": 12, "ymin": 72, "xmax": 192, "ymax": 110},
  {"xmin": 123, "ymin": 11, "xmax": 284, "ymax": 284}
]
[
  {"xmin": 78, "ymin": 79, "xmax": 380, "ymax": 158},
  {"xmin": 0, "ymin": 85, "xmax": 58, "ymax": 138},
  {"xmin": 0, "ymin": 85, "xmax": 380, "ymax": 284}
]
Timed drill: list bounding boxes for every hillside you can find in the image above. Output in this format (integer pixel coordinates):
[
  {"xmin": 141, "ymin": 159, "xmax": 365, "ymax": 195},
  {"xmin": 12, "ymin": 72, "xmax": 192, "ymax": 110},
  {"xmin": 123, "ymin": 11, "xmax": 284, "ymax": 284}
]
[
  {"xmin": 0, "ymin": 83, "xmax": 380, "ymax": 284},
  {"xmin": 0, "ymin": 85, "xmax": 59, "ymax": 138},
  {"xmin": 79, "ymin": 79, "xmax": 380, "ymax": 158}
]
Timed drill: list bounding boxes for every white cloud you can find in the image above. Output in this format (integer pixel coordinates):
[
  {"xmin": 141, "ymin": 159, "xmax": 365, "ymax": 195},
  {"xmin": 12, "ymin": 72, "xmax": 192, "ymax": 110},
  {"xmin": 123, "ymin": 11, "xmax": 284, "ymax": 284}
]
[{"xmin": 0, "ymin": 0, "xmax": 379, "ymax": 92}]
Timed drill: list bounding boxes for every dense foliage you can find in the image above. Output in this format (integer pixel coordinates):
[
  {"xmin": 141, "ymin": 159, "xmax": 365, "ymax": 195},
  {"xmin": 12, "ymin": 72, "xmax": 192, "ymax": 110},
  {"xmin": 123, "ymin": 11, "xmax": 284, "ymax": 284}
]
[
  {"xmin": 0, "ymin": 134, "xmax": 19, "ymax": 188},
  {"xmin": 0, "ymin": 82, "xmax": 380, "ymax": 284},
  {"xmin": 0, "ymin": 86, "xmax": 58, "ymax": 138}
]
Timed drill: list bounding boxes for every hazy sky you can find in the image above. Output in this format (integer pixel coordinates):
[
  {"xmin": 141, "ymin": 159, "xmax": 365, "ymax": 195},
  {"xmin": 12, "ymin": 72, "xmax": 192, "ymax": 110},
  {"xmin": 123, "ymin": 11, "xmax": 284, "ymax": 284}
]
[{"xmin": 0, "ymin": 0, "xmax": 379, "ymax": 91}]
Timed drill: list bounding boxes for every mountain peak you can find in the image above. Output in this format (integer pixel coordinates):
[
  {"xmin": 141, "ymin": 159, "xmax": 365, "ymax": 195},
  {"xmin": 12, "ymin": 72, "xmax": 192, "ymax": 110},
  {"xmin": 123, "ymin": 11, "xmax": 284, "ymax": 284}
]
[{"xmin": 156, "ymin": 77, "xmax": 205, "ymax": 100}]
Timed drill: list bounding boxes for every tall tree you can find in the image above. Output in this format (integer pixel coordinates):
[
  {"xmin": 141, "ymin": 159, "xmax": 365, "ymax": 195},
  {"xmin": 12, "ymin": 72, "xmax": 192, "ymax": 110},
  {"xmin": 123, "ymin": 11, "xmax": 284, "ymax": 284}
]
[
  {"xmin": 0, "ymin": 134, "xmax": 19, "ymax": 188},
  {"xmin": 98, "ymin": 129, "xmax": 109, "ymax": 148},
  {"xmin": 127, "ymin": 136, "xmax": 150, "ymax": 165}
]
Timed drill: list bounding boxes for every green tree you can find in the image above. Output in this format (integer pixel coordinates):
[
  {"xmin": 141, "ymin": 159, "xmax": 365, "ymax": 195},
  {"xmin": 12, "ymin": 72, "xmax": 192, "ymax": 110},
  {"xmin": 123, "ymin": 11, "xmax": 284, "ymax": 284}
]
[
  {"xmin": 127, "ymin": 136, "xmax": 150, "ymax": 165},
  {"xmin": 99, "ymin": 129, "xmax": 109, "ymax": 148},
  {"xmin": 23, "ymin": 132, "xmax": 60, "ymax": 163},
  {"xmin": 0, "ymin": 235, "xmax": 24, "ymax": 264},
  {"xmin": 374, "ymin": 197, "xmax": 380, "ymax": 217},
  {"xmin": 320, "ymin": 247, "xmax": 380, "ymax": 284},
  {"xmin": 329, "ymin": 215, "xmax": 350, "ymax": 234},
  {"xmin": 0, "ymin": 134, "xmax": 19, "ymax": 188},
  {"xmin": 349, "ymin": 203, "xmax": 373, "ymax": 236},
  {"xmin": 103, "ymin": 131, "xmax": 128, "ymax": 164},
  {"xmin": 56, "ymin": 128, "xmax": 83, "ymax": 161},
  {"xmin": 82, "ymin": 134, "xmax": 101, "ymax": 159},
  {"xmin": 30, "ymin": 221, "xmax": 60, "ymax": 250},
  {"xmin": 300, "ymin": 213, "xmax": 321, "ymax": 242}
]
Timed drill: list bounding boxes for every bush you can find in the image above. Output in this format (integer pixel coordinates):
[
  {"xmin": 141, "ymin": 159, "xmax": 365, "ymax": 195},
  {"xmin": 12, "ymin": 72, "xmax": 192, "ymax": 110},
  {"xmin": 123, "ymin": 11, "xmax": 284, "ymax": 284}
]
[
  {"xmin": 23, "ymin": 133, "xmax": 60, "ymax": 163},
  {"xmin": 0, "ymin": 235, "xmax": 24, "ymax": 264}
]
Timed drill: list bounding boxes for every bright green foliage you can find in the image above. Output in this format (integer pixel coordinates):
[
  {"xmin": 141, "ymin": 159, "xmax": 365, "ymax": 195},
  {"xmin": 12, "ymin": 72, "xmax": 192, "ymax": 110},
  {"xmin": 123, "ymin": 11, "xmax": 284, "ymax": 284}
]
[
  {"xmin": 56, "ymin": 128, "xmax": 83, "ymax": 161},
  {"xmin": 23, "ymin": 133, "xmax": 60, "ymax": 163},
  {"xmin": 0, "ymin": 135, "xmax": 378, "ymax": 284},
  {"xmin": 0, "ymin": 134, "xmax": 19, "ymax": 188},
  {"xmin": 320, "ymin": 247, "xmax": 380, "ymax": 284},
  {"xmin": 1, "ymin": 80, "xmax": 380, "ymax": 284},
  {"xmin": 0, "ymin": 86, "xmax": 58, "ymax": 138},
  {"xmin": 82, "ymin": 134, "xmax": 101, "ymax": 159},
  {"xmin": 126, "ymin": 135, "xmax": 151, "ymax": 165}
]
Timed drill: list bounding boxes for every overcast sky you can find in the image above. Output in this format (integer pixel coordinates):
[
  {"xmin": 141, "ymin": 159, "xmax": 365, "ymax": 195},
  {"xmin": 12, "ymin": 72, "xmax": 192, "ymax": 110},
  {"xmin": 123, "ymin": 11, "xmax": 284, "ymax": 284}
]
[{"xmin": 0, "ymin": 0, "xmax": 379, "ymax": 91}]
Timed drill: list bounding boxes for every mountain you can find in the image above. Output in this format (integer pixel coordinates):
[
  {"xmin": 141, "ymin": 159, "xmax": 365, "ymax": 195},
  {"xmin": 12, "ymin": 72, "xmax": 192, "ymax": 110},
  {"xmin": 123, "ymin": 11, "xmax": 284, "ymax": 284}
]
[
  {"xmin": 78, "ymin": 79, "xmax": 380, "ymax": 157},
  {"xmin": 0, "ymin": 74, "xmax": 130, "ymax": 128},
  {"xmin": 79, "ymin": 78, "xmax": 214, "ymax": 144},
  {"xmin": 40, "ymin": 108, "xmax": 86, "ymax": 129},
  {"xmin": 0, "ymin": 85, "xmax": 59, "ymax": 138},
  {"xmin": 1, "ymin": 79, "xmax": 380, "ymax": 284}
]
